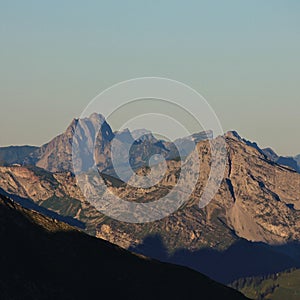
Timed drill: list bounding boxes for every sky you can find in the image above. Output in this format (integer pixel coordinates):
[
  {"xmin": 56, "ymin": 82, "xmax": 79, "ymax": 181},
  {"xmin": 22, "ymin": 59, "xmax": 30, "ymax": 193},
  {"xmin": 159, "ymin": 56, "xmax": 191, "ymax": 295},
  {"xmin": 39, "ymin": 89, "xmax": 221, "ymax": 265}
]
[{"xmin": 0, "ymin": 0, "xmax": 299, "ymax": 155}]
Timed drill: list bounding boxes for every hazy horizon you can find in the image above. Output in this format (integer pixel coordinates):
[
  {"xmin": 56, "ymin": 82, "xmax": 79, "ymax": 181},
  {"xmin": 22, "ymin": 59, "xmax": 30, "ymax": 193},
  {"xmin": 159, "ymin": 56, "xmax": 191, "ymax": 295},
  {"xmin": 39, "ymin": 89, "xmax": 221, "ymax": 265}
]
[{"xmin": 1, "ymin": 1, "xmax": 299, "ymax": 155}]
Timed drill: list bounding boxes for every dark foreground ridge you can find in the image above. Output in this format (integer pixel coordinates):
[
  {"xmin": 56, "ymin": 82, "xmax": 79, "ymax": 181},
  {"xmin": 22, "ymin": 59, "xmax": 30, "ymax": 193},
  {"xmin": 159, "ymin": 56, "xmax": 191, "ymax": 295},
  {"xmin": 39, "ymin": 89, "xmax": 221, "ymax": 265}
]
[{"xmin": 0, "ymin": 194, "xmax": 248, "ymax": 300}]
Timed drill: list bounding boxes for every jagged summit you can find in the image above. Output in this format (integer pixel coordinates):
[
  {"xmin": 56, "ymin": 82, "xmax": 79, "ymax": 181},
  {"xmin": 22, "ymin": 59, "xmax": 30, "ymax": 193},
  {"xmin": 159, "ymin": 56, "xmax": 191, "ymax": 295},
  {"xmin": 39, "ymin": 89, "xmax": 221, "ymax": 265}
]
[
  {"xmin": 0, "ymin": 115, "xmax": 298, "ymax": 178},
  {"xmin": 87, "ymin": 112, "xmax": 106, "ymax": 121},
  {"xmin": 73, "ymin": 112, "xmax": 106, "ymax": 123},
  {"xmin": 262, "ymin": 147, "xmax": 300, "ymax": 173},
  {"xmin": 226, "ymin": 130, "xmax": 243, "ymax": 140},
  {"xmin": 66, "ymin": 113, "xmax": 108, "ymax": 138},
  {"xmin": 262, "ymin": 147, "xmax": 279, "ymax": 161},
  {"xmin": 8, "ymin": 114, "xmax": 210, "ymax": 173}
]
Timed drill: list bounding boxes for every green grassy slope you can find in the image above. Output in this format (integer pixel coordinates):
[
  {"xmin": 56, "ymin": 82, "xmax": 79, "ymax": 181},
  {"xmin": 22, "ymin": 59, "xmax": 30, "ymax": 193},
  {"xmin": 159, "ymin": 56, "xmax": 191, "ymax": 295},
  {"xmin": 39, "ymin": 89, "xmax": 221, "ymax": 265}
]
[{"xmin": 230, "ymin": 268, "xmax": 300, "ymax": 299}]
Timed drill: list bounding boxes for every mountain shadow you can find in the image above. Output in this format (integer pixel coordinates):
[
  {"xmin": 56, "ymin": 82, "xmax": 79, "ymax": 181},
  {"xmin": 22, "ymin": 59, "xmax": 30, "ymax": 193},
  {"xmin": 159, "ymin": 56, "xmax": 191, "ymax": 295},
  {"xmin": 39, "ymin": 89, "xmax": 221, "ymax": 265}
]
[
  {"xmin": 130, "ymin": 235, "xmax": 300, "ymax": 284},
  {"xmin": 0, "ymin": 194, "xmax": 248, "ymax": 300}
]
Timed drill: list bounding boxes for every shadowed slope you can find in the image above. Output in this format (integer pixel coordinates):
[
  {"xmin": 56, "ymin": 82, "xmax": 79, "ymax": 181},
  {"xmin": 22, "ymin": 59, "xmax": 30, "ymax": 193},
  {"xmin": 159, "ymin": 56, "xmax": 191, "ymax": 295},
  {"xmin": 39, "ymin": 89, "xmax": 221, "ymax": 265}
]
[
  {"xmin": 230, "ymin": 268, "xmax": 300, "ymax": 300},
  {"xmin": 130, "ymin": 235, "xmax": 300, "ymax": 284},
  {"xmin": 0, "ymin": 194, "xmax": 247, "ymax": 300}
]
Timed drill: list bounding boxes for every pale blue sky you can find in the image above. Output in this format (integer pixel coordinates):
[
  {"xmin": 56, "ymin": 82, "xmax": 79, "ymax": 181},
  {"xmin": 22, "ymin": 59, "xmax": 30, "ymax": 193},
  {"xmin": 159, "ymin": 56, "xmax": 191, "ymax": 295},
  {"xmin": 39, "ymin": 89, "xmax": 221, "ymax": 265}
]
[{"xmin": 0, "ymin": 0, "xmax": 299, "ymax": 155}]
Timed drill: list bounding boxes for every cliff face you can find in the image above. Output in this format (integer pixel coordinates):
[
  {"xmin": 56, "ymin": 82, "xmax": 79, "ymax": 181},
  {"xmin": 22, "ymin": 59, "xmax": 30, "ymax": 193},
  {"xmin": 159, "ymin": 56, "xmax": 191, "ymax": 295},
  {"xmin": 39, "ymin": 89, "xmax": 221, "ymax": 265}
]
[
  {"xmin": 0, "ymin": 165, "xmax": 106, "ymax": 234},
  {"xmin": 95, "ymin": 133, "xmax": 300, "ymax": 249},
  {"xmin": 24, "ymin": 113, "xmax": 113, "ymax": 173},
  {"xmin": 1, "ymin": 132, "xmax": 299, "ymax": 250}
]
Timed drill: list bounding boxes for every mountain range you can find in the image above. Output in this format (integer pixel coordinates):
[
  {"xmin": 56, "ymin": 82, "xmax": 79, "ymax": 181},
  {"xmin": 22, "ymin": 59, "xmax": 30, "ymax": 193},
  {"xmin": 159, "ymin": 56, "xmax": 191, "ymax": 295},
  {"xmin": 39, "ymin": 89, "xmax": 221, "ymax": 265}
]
[
  {"xmin": 0, "ymin": 113, "xmax": 299, "ymax": 297},
  {"xmin": 262, "ymin": 147, "xmax": 300, "ymax": 173}
]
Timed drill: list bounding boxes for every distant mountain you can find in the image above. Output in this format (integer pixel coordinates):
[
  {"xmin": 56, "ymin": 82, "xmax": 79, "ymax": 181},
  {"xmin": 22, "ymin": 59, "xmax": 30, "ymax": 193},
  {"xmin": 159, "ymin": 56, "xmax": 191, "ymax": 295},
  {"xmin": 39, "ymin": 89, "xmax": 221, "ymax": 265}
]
[
  {"xmin": 25, "ymin": 113, "xmax": 114, "ymax": 172},
  {"xmin": 0, "ymin": 145, "xmax": 38, "ymax": 165},
  {"xmin": 262, "ymin": 147, "xmax": 279, "ymax": 161},
  {"xmin": 0, "ymin": 114, "xmax": 212, "ymax": 176},
  {"xmin": 0, "ymin": 193, "xmax": 247, "ymax": 300},
  {"xmin": 294, "ymin": 154, "xmax": 300, "ymax": 167},
  {"xmin": 277, "ymin": 156, "xmax": 299, "ymax": 172},
  {"xmin": 262, "ymin": 147, "xmax": 300, "ymax": 173}
]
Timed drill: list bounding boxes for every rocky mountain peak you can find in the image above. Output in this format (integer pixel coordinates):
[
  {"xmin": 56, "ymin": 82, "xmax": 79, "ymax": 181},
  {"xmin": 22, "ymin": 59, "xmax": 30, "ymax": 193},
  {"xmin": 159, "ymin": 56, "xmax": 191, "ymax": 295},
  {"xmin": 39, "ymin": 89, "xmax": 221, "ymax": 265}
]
[
  {"xmin": 131, "ymin": 128, "xmax": 157, "ymax": 143},
  {"xmin": 114, "ymin": 128, "xmax": 134, "ymax": 144},
  {"xmin": 262, "ymin": 147, "xmax": 279, "ymax": 161},
  {"xmin": 88, "ymin": 112, "xmax": 105, "ymax": 123},
  {"xmin": 225, "ymin": 130, "xmax": 243, "ymax": 141},
  {"xmin": 66, "ymin": 113, "xmax": 106, "ymax": 133}
]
